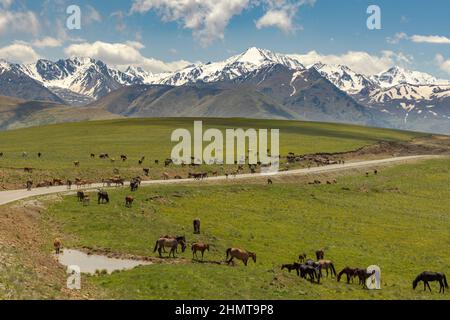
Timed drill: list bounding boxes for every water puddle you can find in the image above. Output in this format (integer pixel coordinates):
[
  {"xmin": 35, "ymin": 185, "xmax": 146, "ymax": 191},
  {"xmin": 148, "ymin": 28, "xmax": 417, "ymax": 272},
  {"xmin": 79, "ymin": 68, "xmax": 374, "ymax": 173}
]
[{"xmin": 57, "ymin": 249, "xmax": 152, "ymax": 275}]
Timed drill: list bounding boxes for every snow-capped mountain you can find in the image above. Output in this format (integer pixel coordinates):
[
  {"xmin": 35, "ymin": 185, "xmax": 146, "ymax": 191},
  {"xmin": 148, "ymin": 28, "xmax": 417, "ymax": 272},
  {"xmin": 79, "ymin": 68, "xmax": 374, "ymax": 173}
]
[
  {"xmin": 371, "ymin": 66, "xmax": 450, "ymax": 88},
  {"xmin": 312, "ymin": 63, "xmax": 375, "ymax": 95},
  {"xmin": 2, "ymin": 47, "xmax": 450, "ymax": 134},
  {"xmin": 153, "ymin": 47, "xmax": 305, "ymax": 86}
]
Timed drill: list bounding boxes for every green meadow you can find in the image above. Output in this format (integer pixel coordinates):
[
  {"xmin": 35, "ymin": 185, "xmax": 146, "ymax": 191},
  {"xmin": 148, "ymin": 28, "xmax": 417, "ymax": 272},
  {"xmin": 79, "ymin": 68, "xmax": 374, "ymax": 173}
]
[
  {"xmin": 44, "ymin": 158, "xmax": 450, "ymax": 300},
  {"xmin": 0, "ymin": 118, "xmax": 422, "ymax": 188}
]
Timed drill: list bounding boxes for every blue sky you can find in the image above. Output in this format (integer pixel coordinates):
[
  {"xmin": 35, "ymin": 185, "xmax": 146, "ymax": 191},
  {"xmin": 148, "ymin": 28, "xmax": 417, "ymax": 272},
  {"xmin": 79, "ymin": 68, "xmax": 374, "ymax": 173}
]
[{"xmin": 1, "ymin": 0, "xmax": 450, "ymax": 78}]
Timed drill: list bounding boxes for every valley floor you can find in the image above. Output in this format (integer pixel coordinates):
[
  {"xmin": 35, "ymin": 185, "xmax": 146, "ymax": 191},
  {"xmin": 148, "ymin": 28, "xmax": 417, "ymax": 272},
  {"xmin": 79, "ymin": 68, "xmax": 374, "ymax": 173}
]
[{"xmin": 1, "ymin": 158, "xmax": 449, "ymax": 300}]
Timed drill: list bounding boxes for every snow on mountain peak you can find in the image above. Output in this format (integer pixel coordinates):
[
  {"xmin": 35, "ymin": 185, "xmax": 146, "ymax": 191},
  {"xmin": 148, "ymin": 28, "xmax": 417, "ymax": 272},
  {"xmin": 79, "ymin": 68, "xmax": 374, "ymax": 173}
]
[{"xmin": 373, "ymin": 66, "xmax": 450, "ymax": 88}]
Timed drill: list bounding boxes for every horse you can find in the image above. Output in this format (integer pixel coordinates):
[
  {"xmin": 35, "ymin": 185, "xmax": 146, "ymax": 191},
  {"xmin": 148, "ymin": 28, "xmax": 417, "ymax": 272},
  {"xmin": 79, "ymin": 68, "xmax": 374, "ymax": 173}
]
[
  {"xmin": 354, "ymin": 269, "xmax": 375, "ymax": 287},
  {"xmin": 225, "ymin": 248, "xmax": 256, "ymax": 266},
  {"xmin": 154, "ymin": 237, "xmax": 186, "ymax": 258},
  {"xmin": 98, "ymin": 190, "xmax": 110, "ymax": 204},
  {"xmin": 125, "ymin": 196, "xmax": 134, "ymax": 207},
  {"xmin": 298, "ymin": 264, "xmax": 320, "ymax": 283},
  {"xmin": 83, "ymin": 195, "xmax": 90, "ymax": 206},
  {"xmin": 267, "ymin": 179, "xmax": 273, "ymax": 185},
  {"xmin": 143, "ymin": 168, "xmax": 150, "ymax": 176},
  {"xmin": 315, "ymin": 250, "xmax": 325, "ymax": 260},
  {"xmin": 162, "ymin": 172, "xmax": 170, "ymax": 180},
  {"xmin": 337, "ymin": 267, "xmax": 360, "ymax": 284},
  {"xmin": 191, "ymin": 243, "xmax": 209, "ymax": 260},
  {"xmin": 54, "ymin": 238, "xmax": 62, "ymax": 255},
  {"xmin": 77, "ymin": 191, "xmax": 85, "ymax": 202},
  {"xmin": 26, "ymin": 180, "xmax": 33, "ymax": 191},
  {"xmin": 130, "ymin": 180, "xmax": 139, "ymax": 192},
  {"xmin": 282, "ymin": 263, "xmax": 301, "ymax": 276},
  {"xmin": 74, "ymin": 161, "xmax": 80, "ymax": 167},
  {"xmin": 298, "ymin": 253, "xmax": 307, "ymax": 263},
  {"xmin": 193, "ymin": 218, "xmax": 201, "ymax": 234},
  {"xmin": 413, "ymin": 272, "xmax": 448, "ymax": 294},
  {"xmin": 317, "ymin": 260, "xmax": 337, "ymax": 278},
  {"xmin": 159, "ymin": 235, "xmax": 186, "ymax": 253}
]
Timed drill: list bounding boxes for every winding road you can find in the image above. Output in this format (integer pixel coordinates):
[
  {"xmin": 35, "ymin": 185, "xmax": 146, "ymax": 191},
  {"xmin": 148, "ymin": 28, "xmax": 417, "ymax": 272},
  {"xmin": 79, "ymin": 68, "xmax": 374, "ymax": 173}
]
[{"xmin": 0, "ymin": 155, "xmax": 441, "ymax": 206}]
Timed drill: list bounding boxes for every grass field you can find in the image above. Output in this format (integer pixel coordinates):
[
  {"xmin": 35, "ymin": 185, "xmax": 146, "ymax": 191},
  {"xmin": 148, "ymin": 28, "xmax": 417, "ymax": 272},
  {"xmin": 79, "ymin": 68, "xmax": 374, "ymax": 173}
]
[
  {"xmin": 43, "ymin": 158, "xmax": 450, "ymax": 300},
  {"xmin": 0, "ymin": 118, "xmax": 423, "ymax": 189}
]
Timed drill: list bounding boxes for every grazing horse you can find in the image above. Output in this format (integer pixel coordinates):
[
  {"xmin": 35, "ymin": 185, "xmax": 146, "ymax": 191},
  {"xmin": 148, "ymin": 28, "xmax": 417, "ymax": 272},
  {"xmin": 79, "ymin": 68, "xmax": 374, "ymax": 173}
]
[
  {"xmin": 267, "ymin": 179, "xmax": 273, "ymax": 185},
  {"xmin": 282, "ymin": 263, "xmax": 301, "ymax": 276},
  {"xmin": 125, "ymin": 196, "xmax": 134, "ymax": 207},
  {"xmin": 97, "ymin": 190, "xmax": 110, "ymax": 204},
  {"xmin": 143, "ymin": 168, "xmax": 150, "ymax": 176},
  {"xmin": 413, "ymin": 272, "xmax": 448, "ymax": 294},
  {"xmin": 154, "ymin": 238, "xmax": 186, "ymax": 258},
  {"xmin": 193, "ymin": 218, "xmax": 201, "ymax": 234},
  {"xmin": 299, "ymin": 264, "xmax": 320, "ymax": 283},
  {"xmin": 24, "ymin": 167, "xmax": 33, "ymax": 173},
  {"xmin": 38, "ymin": 152, "xmax": 42, "ymax": 158},
  {"xmin": 77, "ymin": 191, "xmax": 85, "ymax": 202},
  {"xmin": 90, "ymin": 153, "xmax": 95, "ymax": 158},
  {"xmin": 317, "ymin": 260, "xmax": 337, "ymax": 278},
  {"xmin": 225, "ymin": 248, "xmax": 256, "ymax": 266},
  {"xmin": 337, "ymin": 267, "xmax": 359, "ymax": 284},
  {"xmin": 315, "ymin": 250, "xmax": 325, "ymax": 260},
  {"xmin": 191, "ymin": 243, "xmax": 209, "ymax": 260},
  {"xmin": 54, "ymin": 238, "xmax": 62, "ymax": 255},
  {"xmin": 26, "ymin": 180, "xmax": 33, "ymax": 191},
  {"xmin": 355, "ymin": 269, "xmax": 376, "ymax": 288},
  {"xmin": 74, "ymin": 161, "xmax": 80, "ymax": 167}
]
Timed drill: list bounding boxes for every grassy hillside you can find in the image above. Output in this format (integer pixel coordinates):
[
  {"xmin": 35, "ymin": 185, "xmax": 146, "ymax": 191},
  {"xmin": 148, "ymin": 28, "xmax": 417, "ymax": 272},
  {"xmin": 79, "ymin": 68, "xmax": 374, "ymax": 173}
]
[
  {"xmin": 0, "ymin": 118, "xmax": 423, "ymax": 189},
  {"xmin": 44, "ymin": 158, "xmax": 450, "ymax": 300},
  {"xmin": 0, "ymin": 95, "xmax": 120, "ymax": 131}
]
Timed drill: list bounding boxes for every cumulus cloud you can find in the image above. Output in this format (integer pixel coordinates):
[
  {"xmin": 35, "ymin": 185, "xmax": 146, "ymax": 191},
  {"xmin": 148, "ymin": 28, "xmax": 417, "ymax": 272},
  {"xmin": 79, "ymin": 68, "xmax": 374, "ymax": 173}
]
[
  {"xmin": 0, "ymin": 10, "xmax": 40, "ymax": 35},
  {"xmin": 289, "ymin": 50, "xmax": 410, "ymax": 75},
  {"xmin": 0, "ymin": 43, "xmax": 40, "ymax": 63},
  {"xmin": 130, "ymin": 0, "xmax": 251, "ymax": 46},
  {"xmin": 386, "ymin": 32, "xmax": 408, "ymax": 44},
  {"xmin": 64, "ymin": 41, "xmax": 191, "ymax": 73},
  {"xmin": 256, "ymin": 0, "xmax": 315, "ymax": 34}
]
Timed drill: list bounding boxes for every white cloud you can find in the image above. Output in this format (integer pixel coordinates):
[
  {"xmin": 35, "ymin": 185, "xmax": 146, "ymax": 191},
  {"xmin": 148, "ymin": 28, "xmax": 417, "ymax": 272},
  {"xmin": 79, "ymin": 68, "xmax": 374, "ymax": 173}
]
[
  {"xmin": 131, "ymin": 0, "xmax": 251, "ymax": 46},
  {"xmin": 0, "ymin": 43, "xmax": 40, "ymax": 63},
  {"xmin": 64, "ymin": 41, "xmax": 191, "ymax": 73},
  {"xmin": 410, "ymin": 34, "xmax": 450, "ymax": 44},
  {"xmin": 386, "ymin": 32, "xmax": 408, "ymax": 44},
  {"xmin": 435, "ymin": 54, "xmax": 450, "ymax": 75},
  {"xmin": 0, "ymin": 10, "xmax": 40, "ymax": 35},
  {"xmin": 32, "ymin": 37, "xmax": 63, "ymax": 48},
  {"xmin": 255, "ymin": 0, "xmax": 314, "ymax": 34},
  {"xmin": 256, "ymin": 8, "xmax": 297, "ymax": 33},
  {"xmin": 289, "ymin": 50, "xmax": 410, "ymax": 75}
]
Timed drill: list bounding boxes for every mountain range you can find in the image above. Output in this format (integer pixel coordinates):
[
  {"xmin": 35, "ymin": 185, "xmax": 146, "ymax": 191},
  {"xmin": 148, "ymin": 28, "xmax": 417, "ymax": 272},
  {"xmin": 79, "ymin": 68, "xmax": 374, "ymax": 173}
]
[{"xmin": 1, "ymin": 47, "xmax": 450, "ymax": 134}]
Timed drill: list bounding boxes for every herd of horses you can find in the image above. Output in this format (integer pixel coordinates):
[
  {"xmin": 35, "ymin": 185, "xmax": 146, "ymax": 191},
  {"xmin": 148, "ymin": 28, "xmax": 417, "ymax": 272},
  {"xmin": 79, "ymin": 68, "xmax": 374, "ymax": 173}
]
[
  {"xmin": 12, "ymin": 150, "xmax": 446, "ymax": 295},
  {"xmin": 280, "ymin": 250, "xmax": 448, "ymax": 293}
]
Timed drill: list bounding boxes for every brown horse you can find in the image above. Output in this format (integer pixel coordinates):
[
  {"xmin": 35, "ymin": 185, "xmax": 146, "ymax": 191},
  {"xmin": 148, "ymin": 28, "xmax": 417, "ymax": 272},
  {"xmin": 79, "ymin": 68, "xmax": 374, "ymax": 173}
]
[
  {"xmin": 193, "ymin": 218, "xmax": 201, "ymax": 234},
  {"xmin": 154, "ymin": 237, "xmax": 186, "ymax": 258},
  {"xmin": 191, "ymin": 243, "xmax": 209, "ymax": 260},
  {"xmin": 53, "ymin": 238, "xmax": 62, "ymax": 255},
  {"xmin": 125, "ymin": 196, "xmax": 134, "ymax": 207},
  {"xmin": 355, "ymin": 269, "xmax": 376, "ymax": 288},
  {"xmin": 282, "ymin": 263, "xmax": 301, "ymax": 276},
  {"xmin": 225, "ymin": 248, "xmax": 256, "ymax": 266},
  {"xmin": 337, "ymin": 267, "xmax": 359, "ymax": 283}
]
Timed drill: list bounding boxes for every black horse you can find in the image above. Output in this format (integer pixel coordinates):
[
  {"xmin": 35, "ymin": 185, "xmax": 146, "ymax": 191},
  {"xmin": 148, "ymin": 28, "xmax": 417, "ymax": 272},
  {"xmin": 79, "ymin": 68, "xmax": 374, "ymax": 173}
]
[
  {"xmin": 98, "ymin": 190, "xmax": 110, "ymax": 204},
  {"xmin": 130, "ymin": 180, "xmax": 139, "ymax": 192},
  {"xmin": 281, "ymin": 263, "xmax": 301, "ymax": 276},
  {"xmin": 413, "ymin": 272, "xmax": 448, "ymax": 293},
  {"xmin": 299, "ymin": 264, "xmax": 320, "ymax": 283}
]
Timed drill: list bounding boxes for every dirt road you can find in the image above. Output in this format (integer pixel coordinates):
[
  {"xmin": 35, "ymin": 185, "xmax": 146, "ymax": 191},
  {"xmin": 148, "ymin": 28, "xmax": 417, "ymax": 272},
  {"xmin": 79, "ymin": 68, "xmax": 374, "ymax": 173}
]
[{"xmin": 0, "ymin": 155, "xmax": 441, "ymax": 206}]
